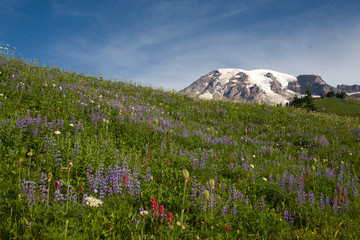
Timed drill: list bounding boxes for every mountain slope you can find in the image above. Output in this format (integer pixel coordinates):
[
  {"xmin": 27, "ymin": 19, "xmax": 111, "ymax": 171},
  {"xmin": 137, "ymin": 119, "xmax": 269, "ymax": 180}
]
[{"xmin": 181, "ymin": 68, "xmax": 336, "ymax": 104}]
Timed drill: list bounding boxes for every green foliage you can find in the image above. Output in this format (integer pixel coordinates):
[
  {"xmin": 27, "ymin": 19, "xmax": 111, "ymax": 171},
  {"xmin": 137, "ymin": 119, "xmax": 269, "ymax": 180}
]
[{"xmin": 0, "ymin": 50, "xmax": 360, "ymax": 239}]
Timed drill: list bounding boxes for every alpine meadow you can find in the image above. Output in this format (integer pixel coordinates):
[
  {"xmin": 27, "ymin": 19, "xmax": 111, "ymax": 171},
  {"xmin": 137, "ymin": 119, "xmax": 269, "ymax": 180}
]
[{"xmin": 0, "ymin": 47, "xmax": 360, "ymax": 239}]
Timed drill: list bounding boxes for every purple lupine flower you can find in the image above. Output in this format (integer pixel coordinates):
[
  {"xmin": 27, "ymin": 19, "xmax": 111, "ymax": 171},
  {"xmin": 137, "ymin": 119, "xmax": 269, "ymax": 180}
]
[
  {"xmin": 318, "ymin": 135, "xmax": 329, "ymax": 146},
  {"xmin": 232, "ymin": 204, "xmax": 237, "ymax": 215},
  {"xmin": 39, "ymin": 173, "xmax": 48, "ymax": 203},
  {"xmin": 31, "ymin": 128, "xmax": 38, "ymax": 139},
  {"xmin": 132, "ymin": 164, "xmax": 141, "ymax": 200},
  {"xmin": 222, "ymin": 204, "xmax": 229, "ymax": 216},
  {"xmin": 75, "ymin": 121, "xmax": 83, "ymax": 136},
  {"xmin": 109, "ymin": 162, "xmax": 122, "ymax": 195},
  {"xmin": 353, "ymin": 186, "xmax": 359, "ymax": 197},
  {"xmin": 259, "ymin": 196, "xmax": 264, "ymax": 211},
  {"xmin": 332, "ymin": 198, "xmax": 338, "ymax": 214},
  {"xmin": 66, "ymin": 184, "xmax": 77, "ymax": 203},
  {"xmin": 325, "ymin": 196, "xmax": 331, "ymax": 207},
  {"xmin": 308, "ymin": 192, "xmax": 315, "ymax": 206},
  {"xmin": 21, "ymin": 179, "xmax": 36, "ymax": 205},
  {"xmin": 283, "ymin": 210, "xmax": 289, "ymax": 221},
  {"xmin": 55, "ymin": 150, "xmax": 62, "ymax": 166},
  {"xmin": 95, "ymin": 164, "xmax": 108, "ymax": 198},
  {"xmin": 319, "ymin": 193, "xmax": 325, "ymax": 211},
  {"xmin": 144, "ymin": 166, "xmax": 151, "ymax": 183},
  {"xmin": 132, "ymin": 218, "xmax": 141, "ymax": 224},
  {"xmin": 269, "ymin": 174, "xmax": 274, "ymax": 185},
  {"xmin": 200, "ymin": 150, "xmax": 208, "ymax": 169},
  {"xmin": 191, "ymin": 180, "xmax": 197, "ymax": 207},
  {"xmin": 283, "ymin": 210, "xmax": 294, "ymax": 224},
  {"xmin": 289, "ymin": 212, "xmax": 295, "ymax": 224},
  {"xmin": 54, "ymin": 180, "xmax": 66, "ymax": 203},
  {"xmin": 73, "ymin": 142, "xmax": 79, "ymax": 159},
  {"xmin": 341, "ymin": 199, "xmax": 350, "ymax": 213},
  {"xmin": 70, "ymin": 113, "xmax": 75, "ymax": 124},
  {"xmin": 279, "ymin": 175, "xmax": 286, "ymax": 192},
  {"xmin": 82, "ymin": 194, "xmax": 89, "ymax": 206}
]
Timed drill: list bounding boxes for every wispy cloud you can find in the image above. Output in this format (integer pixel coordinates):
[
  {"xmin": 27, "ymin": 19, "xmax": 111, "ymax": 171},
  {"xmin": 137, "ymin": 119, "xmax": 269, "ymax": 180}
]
[{"xmin": 46, "ymin": 0, "xmax": 360, "ymax": 90}]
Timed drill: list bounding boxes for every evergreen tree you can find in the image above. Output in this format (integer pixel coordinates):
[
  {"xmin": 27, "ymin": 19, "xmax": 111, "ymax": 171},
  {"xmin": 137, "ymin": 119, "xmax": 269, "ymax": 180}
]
[
  {"xmin": 304, "ymin": 87, "xmax": 317, "ymax": 111},
  {"xmin": 289, "ymin": 94, "xmax": 303, "ymax": 108}
]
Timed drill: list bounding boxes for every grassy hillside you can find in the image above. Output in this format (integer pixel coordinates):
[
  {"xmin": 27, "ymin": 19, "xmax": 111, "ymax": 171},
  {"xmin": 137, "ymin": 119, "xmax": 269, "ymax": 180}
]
[
  {"xmin": 0, "ymin": 53, "xmax": 360, "ymax": 239},
  {"xmin": 314, "ymin": 97, "xmax": 360, "ymax": 118}
]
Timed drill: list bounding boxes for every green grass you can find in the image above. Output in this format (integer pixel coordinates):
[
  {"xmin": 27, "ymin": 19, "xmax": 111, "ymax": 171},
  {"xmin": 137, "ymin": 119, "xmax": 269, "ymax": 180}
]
[
  {"xmin": 0, "ymin": 48, "xmax": 360, "ymax": 239},
  {"xmin": 314, "ymin": 97, "xmax": 360, "ymax": 118}
]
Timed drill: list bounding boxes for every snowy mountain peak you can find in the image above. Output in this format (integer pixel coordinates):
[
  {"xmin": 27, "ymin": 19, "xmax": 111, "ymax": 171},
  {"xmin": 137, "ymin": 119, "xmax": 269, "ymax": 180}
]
[{"xmin": 180, "ymin": 68, "xmax": 336, "ymax": 105}]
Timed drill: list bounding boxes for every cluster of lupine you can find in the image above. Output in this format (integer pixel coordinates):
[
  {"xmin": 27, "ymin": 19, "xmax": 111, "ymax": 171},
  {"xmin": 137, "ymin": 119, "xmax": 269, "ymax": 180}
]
[
  {"xmin": 20, "ymin": 174, "xmax": 77, "ymax": 205},
  {"xmin": 85, "ymin": 160, "xmax": 142, "ymax": 200}
]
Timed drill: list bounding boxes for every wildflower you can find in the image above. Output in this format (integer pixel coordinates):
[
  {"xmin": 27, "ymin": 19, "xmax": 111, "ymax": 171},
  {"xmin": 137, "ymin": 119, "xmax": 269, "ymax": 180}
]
[
  {"xmin": 84, "ymin": 195, "xmax": 103, "ymax": 207},
  {"xmin": 181, "ymin": 225, "xmax": 186, "ymax": 230},
  {"xmin": 55, "ymin": 130, "xmax": 61, "ymax": 135},
  {"xmin": 182, "ymin": 169, "xmax": 189, "ymax": 180},
  {"xmin": 203, "ymin": 190, "xmax": 210, "ymax": 201},
  {"xmin": 69, "ymin": 123, "xmax": 74, "ymax": 127},
  {"xmin": 62, "ymin": 162, "xmax": 73, "ymax": 170},
  {"xmin": 209, "ymin": 179, "xmax": 215, "ymax": 189},
  {"xmin": 222, "ymin": 204, "xmax": 228, "ymax": 216},
  {"xmin": 250, "ymin": 164, "xmax": 254, "ymax": 169},
  {"xmin": 176, "ymin": 221, "xmax": 181, "ymax": 226},
  {"xmin": 225, "ymin": 225, "xmax": 229, "ymax": 231},
  {"xmin": 263, "ymin": 177, "xmax": 267, "ymax": 182},
  {"xmin": 140, "ymin": 210, "xmax": 149, "ymax": 216},
  {"xmin": 259, "ymin": 196, "xmax": 264, "ymax": 211},
  {"xmin": 167, "ymin": 212, "xmax": 174, "ymax": 225},
  {"xmin": 27, "ymin": 149, "xmax": 33, "ymax": 156}
]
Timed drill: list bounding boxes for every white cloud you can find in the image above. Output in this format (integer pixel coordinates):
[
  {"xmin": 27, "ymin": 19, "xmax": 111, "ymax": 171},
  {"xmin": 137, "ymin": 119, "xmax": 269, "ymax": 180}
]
[{"xmin": 47, "ymin": 1, "xmax": 360, "ymax": 91}]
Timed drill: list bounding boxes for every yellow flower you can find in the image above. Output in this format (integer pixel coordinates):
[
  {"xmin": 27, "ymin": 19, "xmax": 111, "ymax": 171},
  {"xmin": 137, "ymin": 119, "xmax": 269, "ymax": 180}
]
[
  {"xmin": 176, "ymin": 221, "xmax": 181, "ymax": 226},
  {"xmin": 181, "ymin": 225, "xmax": 185, "ymax": 230}
]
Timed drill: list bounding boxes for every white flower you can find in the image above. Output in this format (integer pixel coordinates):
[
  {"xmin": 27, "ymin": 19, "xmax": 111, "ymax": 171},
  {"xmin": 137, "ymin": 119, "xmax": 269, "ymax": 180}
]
[
  {"xmin": 0, "ymin": 93, "xmax": 3, "ymax": 97},
  {"xmin": 69, "ymin": 124, "xmax": 74, "ymax": 127},
  {"xmin": 263, "ymin": 177, "xmax": 267, "ymax": 182},
  {"xmin": 250, "ymin": 164, "xmax": 254, "ymax": 169},
  {"xmin": 54, "ymin": 131, "xmax": 61, "ymax": 135},
  {"xmin": 85, "ymin": 196, "xmax": 103, "ymax": 207}
]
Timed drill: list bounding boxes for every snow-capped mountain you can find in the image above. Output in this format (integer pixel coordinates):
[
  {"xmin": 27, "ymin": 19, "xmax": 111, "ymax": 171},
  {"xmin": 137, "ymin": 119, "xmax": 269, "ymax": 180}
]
[{"xmin": 180, "ymin": 68, "xmax": 336, "ymax": 104}]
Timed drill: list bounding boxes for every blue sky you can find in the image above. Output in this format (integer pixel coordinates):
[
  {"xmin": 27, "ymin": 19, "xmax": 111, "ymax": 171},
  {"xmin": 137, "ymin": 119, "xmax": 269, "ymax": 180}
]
[{"xmin": 1, "ymin": 0, "xmax": 360, "ymax": 90}]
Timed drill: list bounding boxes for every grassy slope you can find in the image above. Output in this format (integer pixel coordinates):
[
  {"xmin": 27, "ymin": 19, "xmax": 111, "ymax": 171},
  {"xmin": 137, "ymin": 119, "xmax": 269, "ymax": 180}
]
[
  {"xmin": 314, "ymin": 97, "xmax": 360, "ymax": 118},
  {"xmin": 0, "ymin": 54, "xmax": 360, "ymax": 239}
]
